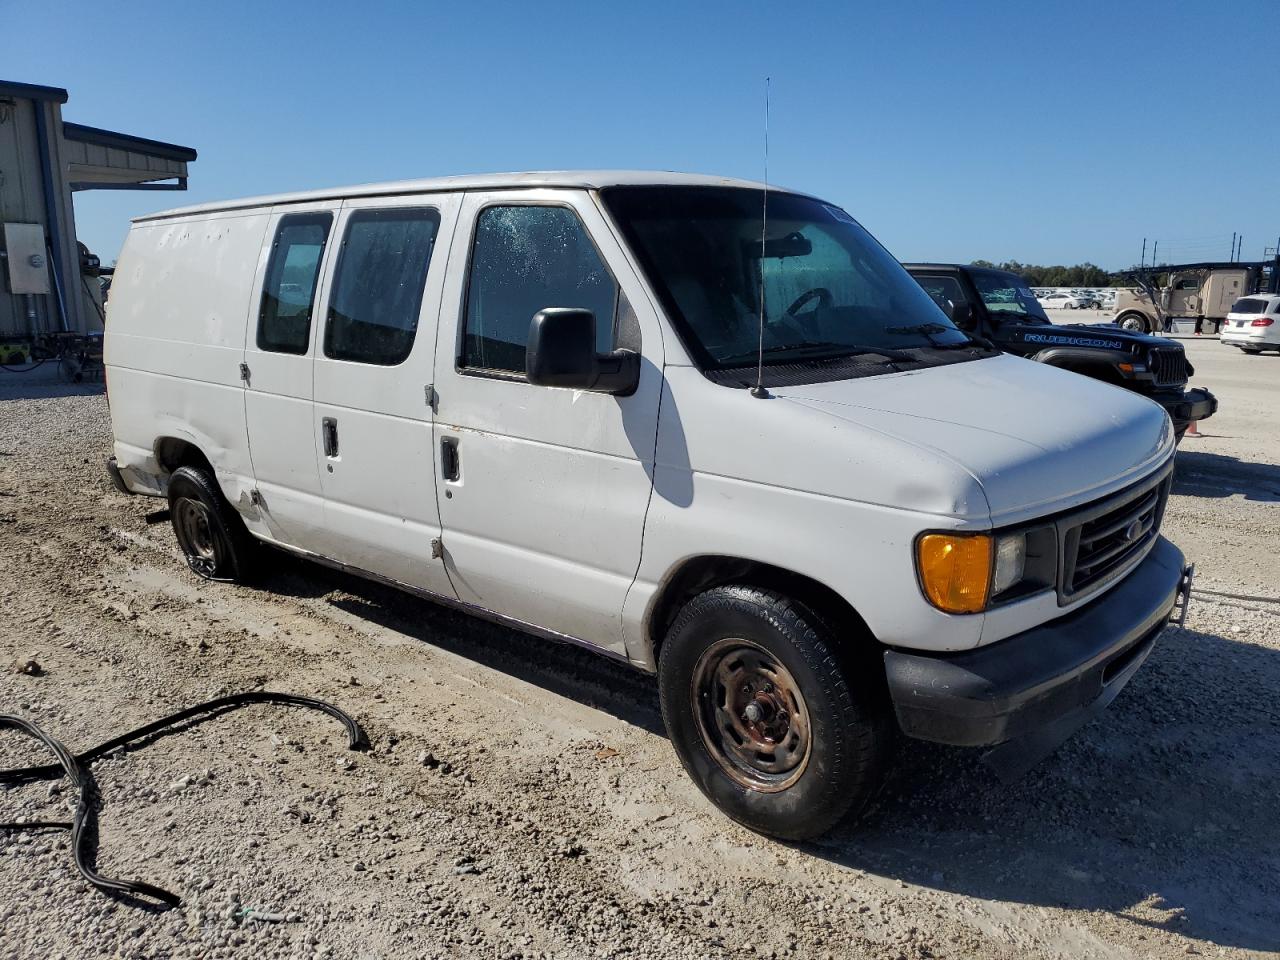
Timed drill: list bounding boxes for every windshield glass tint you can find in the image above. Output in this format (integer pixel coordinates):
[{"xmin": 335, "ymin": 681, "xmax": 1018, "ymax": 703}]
[
  {"xmin": 602, "ymin": 187, "xmax": 969, "ymax": 369},
  {"xmin": 970, "ymin": 270, "xmax": 1048, "ymax": 320}
]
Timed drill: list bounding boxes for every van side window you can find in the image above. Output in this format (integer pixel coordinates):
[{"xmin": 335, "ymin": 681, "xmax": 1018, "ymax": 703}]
[
  {"xmin": 462, "ymin": 205, "xmax": 618, "ymax": 374},
  {"xmin": 324, "ymin": 208, "xmax": 440, "ymax": 366},
  {"xmin": 258, "ymin": 213, "xmax": 332, "ymax": 354}
]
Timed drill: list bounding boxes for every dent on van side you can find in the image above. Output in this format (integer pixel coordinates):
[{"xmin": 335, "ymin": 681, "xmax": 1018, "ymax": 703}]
[{"xmin": 104, "ymin": 171, "xmax": 1192, "ymax": 839}]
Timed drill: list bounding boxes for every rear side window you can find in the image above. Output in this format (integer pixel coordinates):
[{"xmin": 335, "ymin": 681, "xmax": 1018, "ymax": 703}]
[
  {"xmin": 462, "ymin": 205, "xmax": 618, "ymax": 374},
  {"xmin": 324, "ymin": 207, "xmax": 440, "ymax": 366},
  {"xmin": 1232, "ymin": 298, "xmax": 1268, "ymax": 314},
  {"xmin": 258, "ymin": 213, "xmax": 332, "ymax": 354}
]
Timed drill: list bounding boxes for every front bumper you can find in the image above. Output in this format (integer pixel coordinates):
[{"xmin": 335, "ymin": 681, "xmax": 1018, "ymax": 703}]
[
  {"xmin": 884, "ymin": 536, "xmax": 1185, "ymax": 774},
  {"xmin": 1159, "ymin": 387, "xmax": 1216, "ymax": 427}
]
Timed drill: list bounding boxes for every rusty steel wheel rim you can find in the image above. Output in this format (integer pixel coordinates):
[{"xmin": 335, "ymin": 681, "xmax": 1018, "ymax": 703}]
[
  {"xmin": 173, "ymin": 497, "xmax": 220, "ymax": 578},
  {"xmin": 691, "ymin": 638, "xmax": 812, "ymax": 793}
]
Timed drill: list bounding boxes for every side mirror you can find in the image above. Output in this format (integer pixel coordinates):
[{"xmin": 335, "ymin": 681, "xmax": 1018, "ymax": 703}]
[
  {"xmin": 949, "ymin": 301, "xmax": 975, "ymax": 330},
  {"xmin": 525, "ymin": 308, "xmax": 640, "ymax": 396}
]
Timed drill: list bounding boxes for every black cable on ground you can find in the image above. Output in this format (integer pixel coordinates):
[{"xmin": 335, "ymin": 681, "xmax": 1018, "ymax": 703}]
[
  {"xmin": 0, "ymin": 692, "xmax": 368, "ymax": 910},
  {"xmin": 1192, "ymin": 587, "xmax": 1280, "ymax": 606},
  {"xmin": 0, "ymin": 359, "xmax": 48, "ymax": 373}
]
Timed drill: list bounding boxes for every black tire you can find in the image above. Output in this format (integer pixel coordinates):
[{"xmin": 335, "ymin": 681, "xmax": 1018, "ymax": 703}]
[
  {"xmin": 1241, "ymin": 347, "xmax": 1261, "ymax": 355},
  {"xmin": 167, "ymin": 465, "xmax": 257, "ymax": 582},
  {"xmin": 658, "ymin": 585, "xmax": 891, "ymax": 840}
]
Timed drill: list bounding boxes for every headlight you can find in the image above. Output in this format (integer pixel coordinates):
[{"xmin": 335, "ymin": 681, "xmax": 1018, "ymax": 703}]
[
  {"xmin": 992, "ymin": 533, "xmax": 1026, "ymax": 596},
  {"xmin": 916, "ymin": 527, "xmax": 1055, "ymax": 614}
]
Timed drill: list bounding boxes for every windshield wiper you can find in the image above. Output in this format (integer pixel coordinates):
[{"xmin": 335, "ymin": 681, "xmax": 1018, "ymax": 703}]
[
  {"xmin": 885, "ymin": 323, "xmax": 990, "ymax": 350},
  {"xmin": 717, "ymin": 341, "xmax": 912, "ymax": 366}
]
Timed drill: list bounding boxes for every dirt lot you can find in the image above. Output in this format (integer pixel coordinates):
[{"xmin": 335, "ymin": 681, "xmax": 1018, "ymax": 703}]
[{"xmin": 1, "ymin": 336, "xmax": 1277, "ymax": 960}]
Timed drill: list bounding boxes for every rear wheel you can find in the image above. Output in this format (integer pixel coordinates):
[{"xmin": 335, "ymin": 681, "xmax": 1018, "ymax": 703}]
[
  {"xmin": 167, "ymin": 465, "xmax": 257, "ymax": 582},
  {"xmin": 658, "ymin": 585, "xmax": 891, "ymax": 840}
]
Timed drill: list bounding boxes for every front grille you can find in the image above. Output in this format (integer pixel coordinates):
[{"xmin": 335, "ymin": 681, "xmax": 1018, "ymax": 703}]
[
  {"xmin": 1059, "ymin": 464, "xmax": 1173, "ymax": 603},
  {"xmin": 1149, "ymin": 348, "xmax": 1188, "ymax": 386}
]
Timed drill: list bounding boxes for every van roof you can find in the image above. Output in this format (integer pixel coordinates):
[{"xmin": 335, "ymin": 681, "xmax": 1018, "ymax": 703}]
[{"xmin": 134, "ymin": 170, "xmax": 796, "ymax": 222}]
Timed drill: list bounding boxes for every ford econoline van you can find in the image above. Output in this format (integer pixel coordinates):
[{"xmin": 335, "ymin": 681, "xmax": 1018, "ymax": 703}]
[{"xmin": 104, "ymin": 172, "xmax": 1191, "ymax": 839}]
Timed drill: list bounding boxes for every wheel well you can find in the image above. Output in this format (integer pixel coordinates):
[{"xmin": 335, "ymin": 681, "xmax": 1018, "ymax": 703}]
[
  {"xmin": 154, "ymin": 437, "xmax": 214, "ymax": 477},
  {"xmin": 648, "ymin": 556, "xmax": 877, "ymax": 664}
]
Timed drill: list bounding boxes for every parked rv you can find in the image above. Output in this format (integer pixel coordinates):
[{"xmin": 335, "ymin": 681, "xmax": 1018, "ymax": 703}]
[{"xmin": 104, "ymin": 172, "xmax": 1191, "ymax": 839}]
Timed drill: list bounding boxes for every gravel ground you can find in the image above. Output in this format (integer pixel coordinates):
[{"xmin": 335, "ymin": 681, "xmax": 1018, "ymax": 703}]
[{"xmin": 1, "ymin": 335, "xmax": 1277, "ymax": 960}]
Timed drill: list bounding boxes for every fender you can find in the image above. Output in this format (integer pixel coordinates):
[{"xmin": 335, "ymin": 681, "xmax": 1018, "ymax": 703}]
[{"xmin": 1030, "ymin": 346, "xmax": 1132, "ymax": 368}]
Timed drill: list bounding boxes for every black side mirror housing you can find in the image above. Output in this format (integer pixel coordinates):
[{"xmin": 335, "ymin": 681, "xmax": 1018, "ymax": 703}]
[
  {"xmin": 949, "ymin": 301, "xmax": 974, "ymax": 330},
  {"xmin": 525, "ymin": 308, "xmax": 640, "ymax": 396}
]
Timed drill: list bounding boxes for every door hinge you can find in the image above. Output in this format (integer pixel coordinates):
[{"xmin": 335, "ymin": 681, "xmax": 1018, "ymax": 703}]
[
  {"xmin": 239, "ymin": 362, "xmax": 251, "ymax": 384},
  {"xmin": 424, "ymin": 383, "xmax": 437, "ymax": 411},
  {"xmin": 250, "ymin": 488, "xmax": 264, "ymax": 508},
  {"xmin": 430, "ymin": 537, "xmax": 443, "ymax": 559}
]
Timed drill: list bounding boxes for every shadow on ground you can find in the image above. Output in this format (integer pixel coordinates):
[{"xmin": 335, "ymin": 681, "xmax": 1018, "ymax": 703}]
[
  {"xmin": 255, "ymin": 552, "xmax": 665, "ymax": 735},
  {"xmin": 811, "ymin": 623, "xmax": 1280, "ymax": 953},
  {"xmin": 1174, "ymin": 450, "xmax": 1280, "ymax": 502},
  {"xmin": 255, "ymin": 553, "xmax": 1280, "ymax": 953}
]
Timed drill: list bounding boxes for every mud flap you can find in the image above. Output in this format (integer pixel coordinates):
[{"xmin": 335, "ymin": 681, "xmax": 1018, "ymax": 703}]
[{"xmin": 1171, "ymin": 563, "xmax": 1195, "ymax": 628}]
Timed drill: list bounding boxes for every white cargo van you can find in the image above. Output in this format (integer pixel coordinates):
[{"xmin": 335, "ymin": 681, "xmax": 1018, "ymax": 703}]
[{"xmin": 105, "ymin": 172, "xmax": 1191, "ymax": 839}]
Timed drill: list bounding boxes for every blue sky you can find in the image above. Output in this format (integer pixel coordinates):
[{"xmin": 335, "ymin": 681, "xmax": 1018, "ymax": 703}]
[{"xmin": 6, "ymin": 0, "xmax": 1278, "ymax": 268}]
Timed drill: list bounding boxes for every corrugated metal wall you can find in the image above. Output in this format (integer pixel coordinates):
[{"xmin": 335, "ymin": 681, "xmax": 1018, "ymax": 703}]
[{"xmin": 0, "ymin": 94, "xmax": 82, "ymax": 338}]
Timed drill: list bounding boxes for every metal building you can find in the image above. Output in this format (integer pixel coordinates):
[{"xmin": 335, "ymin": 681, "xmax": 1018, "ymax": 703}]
[{"xmin": 0, "ymin": 79, "xmax": 196, "ymax": 340}]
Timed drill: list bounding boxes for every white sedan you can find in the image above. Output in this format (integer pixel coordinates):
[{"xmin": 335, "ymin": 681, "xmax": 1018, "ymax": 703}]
[
  {"xmin": 1037, "ymin": 292, "xmax": 1088, "ymax": 310},
  {"xmin": 1221, "ymin": 294, "xmax": 1280, "ymax": 354}
]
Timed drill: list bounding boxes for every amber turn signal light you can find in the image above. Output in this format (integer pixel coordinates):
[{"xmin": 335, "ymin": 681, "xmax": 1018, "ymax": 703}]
[{"xmin": 916, "ymin": 533, "xmax": 993, "ymax": 614}]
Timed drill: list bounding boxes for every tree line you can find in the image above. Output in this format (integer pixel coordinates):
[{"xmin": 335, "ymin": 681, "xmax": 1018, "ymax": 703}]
[{"xmin": 969, "ymin": 260, "xmax": 1137, "ymax": 288}]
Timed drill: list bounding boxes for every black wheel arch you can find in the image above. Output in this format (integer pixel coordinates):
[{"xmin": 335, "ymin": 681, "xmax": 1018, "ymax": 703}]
[
  {"xmin": 646, "ymin": 556, "xmax": 879, "ymax": 668},
  {"xmin": 154, "ymin": 437, "xmax": 216, "ymax": 483},
  {"xmin": 1030, "ymin": 346, "xmax": 1133, "ymax": 386}
]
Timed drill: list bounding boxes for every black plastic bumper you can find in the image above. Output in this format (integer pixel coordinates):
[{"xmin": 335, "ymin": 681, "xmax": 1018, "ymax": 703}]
[
  {"xmin": 884, "ymin": 536, "xmax": 1184, "ymax": 759},
  {"xmin": 1161, "ymin": 387, "xmax": 1216, "ymax": 427},
  {"xmin": 105, "ymin": 456, "xmax": 131, "ymax": 495}
]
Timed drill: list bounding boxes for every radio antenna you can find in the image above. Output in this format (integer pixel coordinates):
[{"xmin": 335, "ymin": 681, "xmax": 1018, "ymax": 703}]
[{"xmin": 750, "ymin": 77, "xmax": 771, "ymax": 399}]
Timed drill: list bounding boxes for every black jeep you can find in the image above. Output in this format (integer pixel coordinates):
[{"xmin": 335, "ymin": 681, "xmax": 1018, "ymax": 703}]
[{"xmin": 904, "ymin": 263, "xmax": 1217, "ymax": 440}]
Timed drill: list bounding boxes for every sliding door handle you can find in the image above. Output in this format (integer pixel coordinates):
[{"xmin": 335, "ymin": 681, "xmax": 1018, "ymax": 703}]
[
  {"xmin": 440, "ymin": 436, "xmax": 459, "ymax": 481},
  {"xmin": 322, "ymin": 417, "xmax": 339, "ymax": 457}
]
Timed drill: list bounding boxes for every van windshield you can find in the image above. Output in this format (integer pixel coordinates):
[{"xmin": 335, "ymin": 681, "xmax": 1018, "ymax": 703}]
[{"xmin": 602, "ymin": 186, "xmax": 975, "ymax": 372}]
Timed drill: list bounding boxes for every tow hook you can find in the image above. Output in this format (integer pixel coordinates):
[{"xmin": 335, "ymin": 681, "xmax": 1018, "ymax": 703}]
[{"xmin": 1171, "ymin": 563, "xmax": 1195, "ymax": 627}]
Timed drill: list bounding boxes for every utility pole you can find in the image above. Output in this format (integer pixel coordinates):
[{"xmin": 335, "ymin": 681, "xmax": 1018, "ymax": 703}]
[
  {"xmin": 1140, "ymin": 238, "xmax": 1147, "ymax": 269},
  {"xmin": 1152, "ymin": 240, "xmax": 1158, "ymax": 267},
  {"xmin": 1231, "ymin": 232, "xmax": 1237, "ymax": 261}
]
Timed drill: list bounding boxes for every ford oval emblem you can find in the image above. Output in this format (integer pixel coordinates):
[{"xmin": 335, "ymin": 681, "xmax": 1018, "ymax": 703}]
[{"xmin": 1123, "ymin": 520, "xmax": 1143, "ymax": 542}]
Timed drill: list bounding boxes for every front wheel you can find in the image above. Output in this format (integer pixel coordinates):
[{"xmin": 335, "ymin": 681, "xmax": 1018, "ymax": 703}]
[
  {"xmin": 658, "ymin": 585, "xmax": 891, "ymax": 840},
  {"xmin": 1241, "ymin": 347, "xmax": 1262, "ymax": 355},
  {"xmin": 168, "ymin": 465, "xmax": 257, "ymax": 582},
  {"xmin": 1117, "ymin": 312, "xmax": 1149, "ymax": 333}
]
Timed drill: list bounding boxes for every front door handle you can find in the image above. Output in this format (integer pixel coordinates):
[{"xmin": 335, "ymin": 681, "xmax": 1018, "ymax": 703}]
[
  {"xmin": 440, "ymin": 436, "xmax": 459, "ymax": 481},
  {"xmin": 322, "ymin": 417, "xmax": 339, "ymax": 457}
]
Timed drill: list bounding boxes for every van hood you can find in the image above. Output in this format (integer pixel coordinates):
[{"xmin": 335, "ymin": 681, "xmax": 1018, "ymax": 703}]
[{"xmin": 770, "ymin": 354, "xmax": 1174, "ymax": 524}]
